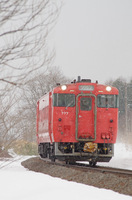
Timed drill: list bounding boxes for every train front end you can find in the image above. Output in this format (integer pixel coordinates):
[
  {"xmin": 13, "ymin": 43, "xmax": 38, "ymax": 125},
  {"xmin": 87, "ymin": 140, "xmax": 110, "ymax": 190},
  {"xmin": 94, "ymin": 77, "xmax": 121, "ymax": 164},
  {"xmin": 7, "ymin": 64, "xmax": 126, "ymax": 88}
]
[{"xmin": 52, "ymin": 78, "xmax": 119, "ymax": 165}]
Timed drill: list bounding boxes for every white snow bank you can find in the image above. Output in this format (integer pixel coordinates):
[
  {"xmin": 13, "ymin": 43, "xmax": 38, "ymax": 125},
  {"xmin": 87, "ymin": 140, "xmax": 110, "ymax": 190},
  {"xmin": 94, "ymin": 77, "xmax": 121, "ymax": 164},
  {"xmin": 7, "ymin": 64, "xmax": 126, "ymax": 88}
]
[{"xmin": 0, "ymin": 163, "xmax": 131, "ymax": 200}]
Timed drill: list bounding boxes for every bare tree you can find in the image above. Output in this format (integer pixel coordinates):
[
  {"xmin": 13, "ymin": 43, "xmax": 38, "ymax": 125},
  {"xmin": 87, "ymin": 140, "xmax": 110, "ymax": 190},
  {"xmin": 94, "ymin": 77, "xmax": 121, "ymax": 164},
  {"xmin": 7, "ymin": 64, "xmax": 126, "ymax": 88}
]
[
  {"xmin": 0, "ymin": 0, "xmax": 61, "ymax": 87},
  {"xmin": 0, "ymin": 91, "xmax": 21, "ymax": 149},
  {"xmin": 0, "ymin": 0, "xmax": 61, "ymax": 155}
]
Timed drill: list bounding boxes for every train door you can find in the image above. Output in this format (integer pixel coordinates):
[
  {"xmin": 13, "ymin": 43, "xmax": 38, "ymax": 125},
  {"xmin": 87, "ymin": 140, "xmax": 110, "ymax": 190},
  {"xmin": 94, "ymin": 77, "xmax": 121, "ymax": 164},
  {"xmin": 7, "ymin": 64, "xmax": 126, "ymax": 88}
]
[{"xmin": 76, "ymin": 94, "xmax": 97, "ymax": 141}]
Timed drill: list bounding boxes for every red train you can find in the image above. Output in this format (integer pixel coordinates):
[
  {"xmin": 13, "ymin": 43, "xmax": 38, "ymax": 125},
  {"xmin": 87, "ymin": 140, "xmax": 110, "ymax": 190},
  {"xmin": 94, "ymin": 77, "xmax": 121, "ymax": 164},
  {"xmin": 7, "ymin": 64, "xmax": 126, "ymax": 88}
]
[{"xmin": 36, "ymin": 77, "xmax": 119, "ymax": 166}]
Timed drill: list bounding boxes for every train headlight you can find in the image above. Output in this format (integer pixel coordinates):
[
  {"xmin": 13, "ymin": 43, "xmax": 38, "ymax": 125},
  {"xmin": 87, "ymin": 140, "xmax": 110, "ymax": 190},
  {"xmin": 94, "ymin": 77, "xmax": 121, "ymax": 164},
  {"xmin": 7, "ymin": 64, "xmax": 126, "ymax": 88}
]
[
  {"xmin": 61, "ymin": 85, "xmax": 67, "ymax": 91},
  {"xmin": 106, "ymin": 86, "xmax": 112, "ymax": 92}
]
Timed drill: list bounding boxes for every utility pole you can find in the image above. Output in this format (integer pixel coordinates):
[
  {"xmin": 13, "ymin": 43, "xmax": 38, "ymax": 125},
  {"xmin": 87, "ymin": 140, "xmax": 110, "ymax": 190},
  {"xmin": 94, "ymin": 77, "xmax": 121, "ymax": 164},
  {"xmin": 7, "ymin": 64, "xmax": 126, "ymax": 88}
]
[
  {"xmin": 126, "ymin": 83, "xmax": 132, "ymax": 134},
  {"xmin": 125, "ymin": 83, "xmax": 127, "ymax": 135}
]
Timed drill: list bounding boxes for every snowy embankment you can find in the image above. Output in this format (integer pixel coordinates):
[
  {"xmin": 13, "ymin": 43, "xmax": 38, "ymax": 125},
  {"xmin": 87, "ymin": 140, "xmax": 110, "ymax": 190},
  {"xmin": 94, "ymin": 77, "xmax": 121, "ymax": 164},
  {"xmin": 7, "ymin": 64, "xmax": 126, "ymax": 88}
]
[{"xmin": 0, "ymin": 143, "xmax": 132, "ymax": 200}]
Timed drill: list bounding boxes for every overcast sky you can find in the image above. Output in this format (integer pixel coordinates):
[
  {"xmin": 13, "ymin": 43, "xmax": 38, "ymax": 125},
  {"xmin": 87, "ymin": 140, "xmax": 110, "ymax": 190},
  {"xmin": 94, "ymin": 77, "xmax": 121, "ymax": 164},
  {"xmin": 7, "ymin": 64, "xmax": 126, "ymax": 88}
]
[{"xmin": 50, "ymin": 0, "xmax": 132, "ymax": 84}]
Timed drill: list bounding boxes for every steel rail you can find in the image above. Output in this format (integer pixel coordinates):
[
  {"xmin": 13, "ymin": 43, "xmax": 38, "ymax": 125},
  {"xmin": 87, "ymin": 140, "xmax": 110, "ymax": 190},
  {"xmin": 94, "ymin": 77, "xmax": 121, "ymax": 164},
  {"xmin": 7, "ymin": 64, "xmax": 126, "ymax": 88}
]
[{"xmin": 40, "ymin": 157, "xmax": 132, "ymax": 177}]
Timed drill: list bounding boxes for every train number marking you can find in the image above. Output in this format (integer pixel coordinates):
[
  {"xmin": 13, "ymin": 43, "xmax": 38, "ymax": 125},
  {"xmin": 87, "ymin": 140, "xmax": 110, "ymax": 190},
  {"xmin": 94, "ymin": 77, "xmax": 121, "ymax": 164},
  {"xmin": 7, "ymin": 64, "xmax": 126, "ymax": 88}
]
[{"xmin": 61, "ymin": 111, "xmax": 69, "ymax": 115}]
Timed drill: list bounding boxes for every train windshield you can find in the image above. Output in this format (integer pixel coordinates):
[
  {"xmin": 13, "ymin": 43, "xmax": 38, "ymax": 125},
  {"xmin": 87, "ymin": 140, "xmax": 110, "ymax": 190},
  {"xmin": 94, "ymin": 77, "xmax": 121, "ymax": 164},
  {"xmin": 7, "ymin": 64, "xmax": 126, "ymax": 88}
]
[
  {"xmin": 97, "ymin": 95, "xmax": 119, "ymax": 108},
  {"xmin": 53, "ymin": 93, "xmax": 75, "ymax": 107}
]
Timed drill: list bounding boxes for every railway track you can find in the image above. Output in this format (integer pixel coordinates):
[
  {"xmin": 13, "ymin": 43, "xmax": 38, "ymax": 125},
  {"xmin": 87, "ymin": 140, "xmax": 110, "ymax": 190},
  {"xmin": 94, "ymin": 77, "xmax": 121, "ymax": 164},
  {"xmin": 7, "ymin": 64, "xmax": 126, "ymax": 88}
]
[
  {"xmin": 41, "ymin": 157, "xmax": 132, "ymax": 177},
  {"xmin": 22, "ymin": 156, "xmax": 132, "ymax": 196},
  {"xmin": 74, "ymin": 163, "xmax": 132, "ymax": 176}
]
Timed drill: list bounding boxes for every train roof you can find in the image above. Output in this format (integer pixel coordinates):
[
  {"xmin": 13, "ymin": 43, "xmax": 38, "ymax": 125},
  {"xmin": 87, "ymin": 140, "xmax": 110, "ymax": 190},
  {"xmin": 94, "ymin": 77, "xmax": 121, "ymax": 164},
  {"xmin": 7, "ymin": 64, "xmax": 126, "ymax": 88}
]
[{"xmin": 53, "ymin": 78, "xmax": 119, "ymax": 95}]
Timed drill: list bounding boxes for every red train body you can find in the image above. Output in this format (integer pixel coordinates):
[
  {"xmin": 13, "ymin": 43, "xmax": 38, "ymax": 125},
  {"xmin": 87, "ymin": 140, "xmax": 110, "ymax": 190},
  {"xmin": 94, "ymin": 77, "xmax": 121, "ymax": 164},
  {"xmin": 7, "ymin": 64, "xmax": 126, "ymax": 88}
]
[{"xmin": 36, "ymin": 77, "xmax": 119, "ymax": 165}]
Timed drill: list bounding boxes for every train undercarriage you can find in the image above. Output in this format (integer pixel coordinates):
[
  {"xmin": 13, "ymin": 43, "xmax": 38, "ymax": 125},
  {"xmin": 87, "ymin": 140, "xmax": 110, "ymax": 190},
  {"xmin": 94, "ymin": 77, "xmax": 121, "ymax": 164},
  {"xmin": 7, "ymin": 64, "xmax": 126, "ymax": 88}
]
[{"xmin": 38, "ymin": 142, "xmax": 114, "ymax": 166}]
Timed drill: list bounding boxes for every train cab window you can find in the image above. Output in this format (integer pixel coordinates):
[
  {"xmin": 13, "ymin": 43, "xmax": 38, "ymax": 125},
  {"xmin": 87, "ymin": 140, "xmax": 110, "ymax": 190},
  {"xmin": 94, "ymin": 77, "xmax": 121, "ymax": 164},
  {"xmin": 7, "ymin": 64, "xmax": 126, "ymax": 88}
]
[
  {"xmin": 53, "ymin": 93, "xmax": 75, "ymax": 107},
  {"xmin": 80, "ymin": 97, "xmax": 92, "ymax": 111},
  {"xmin": 97, "ymin": 95, "xmax": 119, "ymax": 108}
]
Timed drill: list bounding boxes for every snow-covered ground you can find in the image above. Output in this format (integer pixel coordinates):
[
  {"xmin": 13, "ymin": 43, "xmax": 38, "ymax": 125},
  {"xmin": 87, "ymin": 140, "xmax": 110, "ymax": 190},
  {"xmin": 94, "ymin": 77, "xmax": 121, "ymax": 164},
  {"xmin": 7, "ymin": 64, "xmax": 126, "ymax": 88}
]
[{"xmin": 0, "ymin": 143, "xmax": 132, "ymax": 200}]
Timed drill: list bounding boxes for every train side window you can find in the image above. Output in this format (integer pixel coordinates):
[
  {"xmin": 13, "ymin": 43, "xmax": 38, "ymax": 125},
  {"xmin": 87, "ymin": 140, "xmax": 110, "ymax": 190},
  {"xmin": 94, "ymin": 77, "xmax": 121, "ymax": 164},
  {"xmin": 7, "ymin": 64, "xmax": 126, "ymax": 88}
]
[
  {"xmin": 53, "ymin": 93, "xmax": 75, "ymax": 107},
  {"xmin": 97, "ymin": 95, "xmax": 119, "ymax": 108},
  {"xmin": 80, "ymin": 97, "xmax": 92, "ymax": 111}
]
